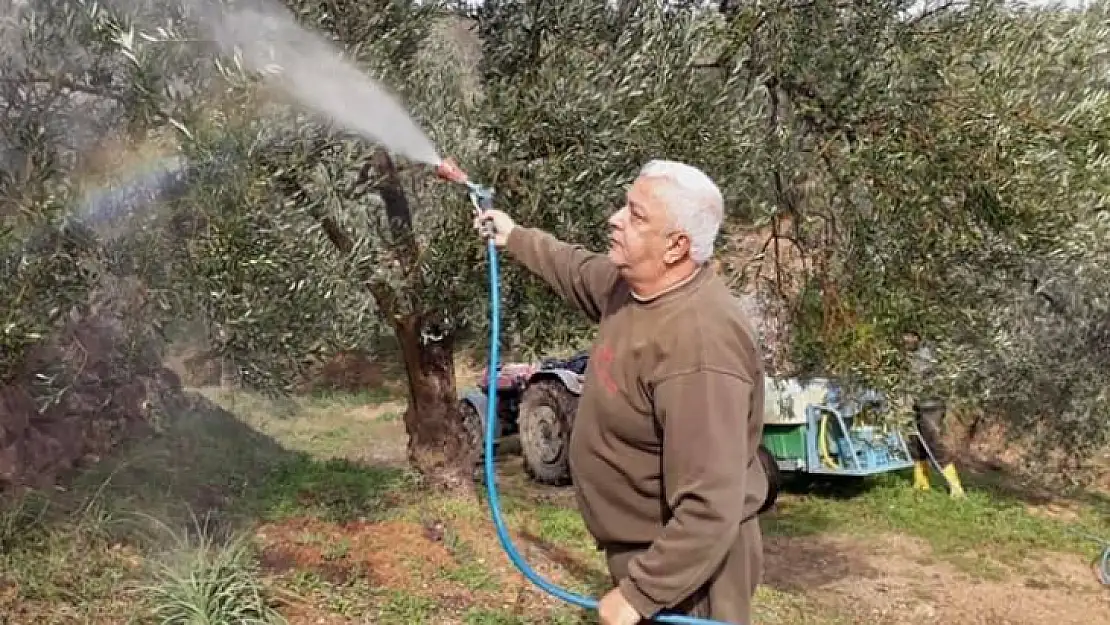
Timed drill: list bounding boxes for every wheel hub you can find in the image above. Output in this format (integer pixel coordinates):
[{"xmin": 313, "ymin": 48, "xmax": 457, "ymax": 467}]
[{"xmin": 531, "ymin": 405, "xmax": 563, "ymax": 464}]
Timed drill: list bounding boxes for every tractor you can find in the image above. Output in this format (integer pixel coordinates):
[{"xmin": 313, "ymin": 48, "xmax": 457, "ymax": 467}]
[
  {"xmin": 458, "ymin": 351, "xmax": 916, "ymax": 498},
  {"xmin": 458, "ymin": 351, "xmax": 588, "ymax": 484}
]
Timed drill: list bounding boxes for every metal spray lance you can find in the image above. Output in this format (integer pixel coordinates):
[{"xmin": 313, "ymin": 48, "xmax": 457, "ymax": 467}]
[{"xmin": 435, "ymin": 157, "xmax": 495, "ymax": 216}]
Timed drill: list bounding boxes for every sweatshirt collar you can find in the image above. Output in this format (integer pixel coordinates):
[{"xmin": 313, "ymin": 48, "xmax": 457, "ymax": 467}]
[{"xmin": 631, "ymin": 264, "xmax": 709, "ymax": 306}]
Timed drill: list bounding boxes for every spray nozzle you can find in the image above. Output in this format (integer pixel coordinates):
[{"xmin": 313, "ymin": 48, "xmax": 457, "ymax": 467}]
[
  {"xmin": 468, "ymin": 182, "xmax": 494, "ymax": 213},
  {"xmin": 435, "ymin": 157, "xmax": 470, "ymax": 185},
  {"xmin": 435, "ymin": 157, "xmax": 494, "ymax": 214}
]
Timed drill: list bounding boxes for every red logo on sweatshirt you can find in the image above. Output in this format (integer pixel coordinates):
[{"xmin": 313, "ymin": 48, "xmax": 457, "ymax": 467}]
[{"xmin": 595, "ymin": 344, "xmax": 618, "ymax": 395}]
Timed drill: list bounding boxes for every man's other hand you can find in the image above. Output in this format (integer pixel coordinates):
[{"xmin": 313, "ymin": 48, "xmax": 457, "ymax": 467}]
[
  {"xmin": 474, "ymin": 209, "xmax": 515, "ymax": 247},
  {"xmin": 598, "ymin": 587, "xmax": 642, "ymax": 625}
]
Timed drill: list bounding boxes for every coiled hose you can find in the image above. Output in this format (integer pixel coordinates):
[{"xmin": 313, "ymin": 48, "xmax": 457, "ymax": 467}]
[{"xmin": 480, "ymin": 236, "xmax": 740, "ymax": 624}]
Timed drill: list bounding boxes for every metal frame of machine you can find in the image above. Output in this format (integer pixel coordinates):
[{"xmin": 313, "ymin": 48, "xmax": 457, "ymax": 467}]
[{"xmin": 760, "ymin": 377, "xmax": 917, "ymax": 477}]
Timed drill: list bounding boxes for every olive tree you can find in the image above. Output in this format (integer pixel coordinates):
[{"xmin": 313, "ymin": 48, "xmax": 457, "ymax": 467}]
[
  {"xmin": 468, "ymin": 1, "xmax": 772, "ymax": 354},
  {"xmin": 0, "ymin": 0, "xmax": 196, "ymax": 387},
  {"xmin": 131, "ymin": 0, "xmax": 495, "ymax": 489},
  {"xmin": 188, "ymin": 0, "xmax": 1107, "ymax": 487},
  {"xmin": 487, "ymin": 0, "xmax": 1110, "ymax": 484},
  {"xmin": 706, "ymin": 0, "xmax": 1110, "ymax": 484},
  {"xmin": 11, "ymin": 0, "xmax": 1106, "ymax": 491},
  {"xmin": 157, "ymin": 0, "xmax": 779, "ymax": 488},
  {"xmin": 0, "ymin": 0, "xmax": 485, "ymax": 488}
]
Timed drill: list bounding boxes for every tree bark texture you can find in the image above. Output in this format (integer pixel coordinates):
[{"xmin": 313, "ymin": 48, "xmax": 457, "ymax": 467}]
[
  {"xmin": 311, "ymin": 148, "xmax": 478, "ymax": 492},
  {"xmin": 392, "ymin": 315, "xmax": 477, "ymax": 493}
]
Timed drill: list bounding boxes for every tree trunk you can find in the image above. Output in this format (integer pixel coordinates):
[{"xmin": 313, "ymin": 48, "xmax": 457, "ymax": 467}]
[
  {"xmin": 392, "ymin": 314, "xmax": 477, "ymax": 493},
  {"xmin": 310, "ymin": 148, "xmax": 477, "ymax": 491}
]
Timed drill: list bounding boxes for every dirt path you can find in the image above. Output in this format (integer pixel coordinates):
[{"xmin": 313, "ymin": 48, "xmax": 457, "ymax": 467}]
[{"xmin": 766, "ymin": 534, "xmax": 1110, "ymax": 625}]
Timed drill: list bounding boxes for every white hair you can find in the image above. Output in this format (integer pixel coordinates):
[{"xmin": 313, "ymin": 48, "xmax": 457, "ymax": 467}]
[{"xmin": 637, "ymin": 159, "xmax": 725, "ymax": 264}]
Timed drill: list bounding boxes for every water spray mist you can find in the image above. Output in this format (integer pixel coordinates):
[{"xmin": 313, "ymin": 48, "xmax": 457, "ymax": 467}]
[{"xmin": 120, "ymin": 0, "xmax": 740, "ymax": 615}]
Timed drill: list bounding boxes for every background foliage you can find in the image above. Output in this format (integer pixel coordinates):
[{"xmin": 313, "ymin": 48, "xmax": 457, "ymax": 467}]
[{"xmin": 2, "ymin": 0, "xmax": 1109, "ymax": 485}]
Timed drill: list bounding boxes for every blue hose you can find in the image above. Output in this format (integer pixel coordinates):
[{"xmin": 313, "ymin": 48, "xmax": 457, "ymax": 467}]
[
  {"xmin": 1099, "ymin": 544, "xmax": 1110, "ymax": 586},
  {"xmin": 1063, "ymin": 526, "xmax": 1110, "ymax": 587},
  {"xmin": 481, "ymin": 237, "xmax": 739, "ymax": 624}
]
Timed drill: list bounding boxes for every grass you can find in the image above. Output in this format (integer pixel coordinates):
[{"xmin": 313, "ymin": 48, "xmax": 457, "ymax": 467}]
[
  {"xmin": 762, "ymin": 473, "xmax": 1110, "ymax": 565},
  {"xmin": 0, "ymin": 493, "xmax": 128, "ymax": 611},
  {"xmin": 135, "ymin": 514, "xmax": 284, "ymax": 625},
  {"xmin": 376, "ymin": 590, "xmax": 440, "ymax": 623},
  {"xmin": 247, "ymin": 455, "xmax": 414, "ymax": 523},
  {"xmin": 2, "ymin": 385, "xmax": 1108, "ymax": 624}
]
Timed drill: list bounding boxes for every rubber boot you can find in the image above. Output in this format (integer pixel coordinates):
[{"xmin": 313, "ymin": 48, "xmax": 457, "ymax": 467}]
[
  {"xmin": 913, "ymin": 461, "xmax": 931, "ymax": 491},
  {"xmin": 941, "ymin": 463, "xmax": 966, "ymax": 498}
]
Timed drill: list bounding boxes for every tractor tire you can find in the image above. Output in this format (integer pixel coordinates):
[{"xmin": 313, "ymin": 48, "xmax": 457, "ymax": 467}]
[
  {"xmin": 460, "ymin": 399, "xmax": 501, "ymax": 463},
  {"xmin": 757, "ymin": 443, "xmax": 782, "ymax": 514},
  {"xmin": 519, "ymin": 379, "xmax": 576, "ymax": 486}
]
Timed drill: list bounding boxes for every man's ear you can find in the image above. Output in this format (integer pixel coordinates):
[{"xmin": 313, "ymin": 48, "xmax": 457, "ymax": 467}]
[{"xmin": 663, "ymin": 231, "xmax": 690, "ymax": 265}]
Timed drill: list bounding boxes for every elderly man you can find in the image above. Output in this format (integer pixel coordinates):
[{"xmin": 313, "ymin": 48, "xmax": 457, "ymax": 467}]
[{"xmin": 476, "ymin": 160, "xmax": 769, "ymax": 625}]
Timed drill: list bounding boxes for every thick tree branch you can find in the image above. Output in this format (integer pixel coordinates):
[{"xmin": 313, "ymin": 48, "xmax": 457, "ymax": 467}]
[
  {"xmin": 317, "ymin": 214, "xmax": 353, "ymax": 255},
  {"xmin": 528, "ymin": 0, "xmax": 547, "ymax": 68},
  {"xmin": 369, "ymin": 150, "xmax": 414, "ymax": 246}
]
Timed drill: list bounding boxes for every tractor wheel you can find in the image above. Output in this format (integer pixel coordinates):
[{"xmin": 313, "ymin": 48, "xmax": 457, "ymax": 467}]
[
  {"xmin": 757, "ymin": 444, "xmax": 782, "ymax": 514},
  {"xmin": 459, "ymin": 399, "xmax": 501, "ymax": 464},
  {"xmin": 519, "ymin": 379, "xmax": 576, "ymax": 486}
]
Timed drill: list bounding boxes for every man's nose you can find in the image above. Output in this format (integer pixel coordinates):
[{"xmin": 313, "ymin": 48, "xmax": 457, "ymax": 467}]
[{"xmin": 608, "ymin": 207, "xmax": 626, "ymax": 228}]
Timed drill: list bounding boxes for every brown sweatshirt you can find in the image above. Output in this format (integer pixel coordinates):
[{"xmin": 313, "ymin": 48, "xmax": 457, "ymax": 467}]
[{"xmin": 504, "ymin": 226, "xmax": 768, "ymax": 618}]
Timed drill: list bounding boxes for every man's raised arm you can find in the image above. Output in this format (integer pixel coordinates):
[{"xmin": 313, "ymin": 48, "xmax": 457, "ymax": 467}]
[{"xmin": 480, "ymin": 209, "xmax": 620, "ymax": 323}]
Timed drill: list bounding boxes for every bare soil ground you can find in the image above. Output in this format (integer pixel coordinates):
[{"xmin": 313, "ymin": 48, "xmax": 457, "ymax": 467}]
[{"xmin": 765, "ymin": 533, "xmax": 1108, "ymax": 625}]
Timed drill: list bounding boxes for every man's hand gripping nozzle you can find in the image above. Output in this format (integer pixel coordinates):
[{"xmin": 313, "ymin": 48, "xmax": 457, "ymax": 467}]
[{"xmin": 435, "ymin": 157, "xmax": 496, "ymax": 237}]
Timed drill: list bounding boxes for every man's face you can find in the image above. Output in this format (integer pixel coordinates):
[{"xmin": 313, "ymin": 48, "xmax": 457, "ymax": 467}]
[{"xmin": 606, "ymin": 176, "xmax": 687, "ymax": 281}]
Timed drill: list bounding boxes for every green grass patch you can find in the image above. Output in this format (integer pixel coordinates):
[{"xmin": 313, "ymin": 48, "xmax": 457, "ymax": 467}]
[
  {"xmin": 438, "ymin": 557, "xmax": 502, "ymax": 592},
  {"xmin": 376, "ymin": 409, "xmax": 403, "ymax": 422},
  {"xmin": 323, "ymin": 577, "xmax": 377, "ymax": 617},
  {"xmin": 0, "ymin": 495, "xmax": 130, "ymax": 608},
  {"xmin": 438, "ymin": 528, "xmax": 501, "ymax": 592},
  {"xmin": 8, "ymin": 382, "xmax": 1108, "ymax": 625},
  {"xmin": 466, "ymin": 488, "xmax": 597, "ymax": 554},
  {"xmin": 303, "ymin": 386, "xmax": 403, "ymax": 408},
  {"xmin": 462, "ymin": 609, "xmax": 533, "ymax": 624},
  {"xmin": 216, "ymin": 387, "xmax": 408, "ymax": 461},
  {"xmin": 752, "ymin": 586, "xmax": 852, "ymax": 625},
  {"xmin": 763, "ymin": 472, "xmax": 1110, "ymax": 565},
  {"xmin": 0, "ymin": 486, "xmax": 158, "ymax": 612},
  {"xmin": 375, "ymin": 589, "xmax": 439, "ymax": 624},
  {"xmin": 134, "ymin": 516, "xmax": 284, "ymax": 625},
  {"xmin": 388, "ymin": 489, "xmax": 488, "ymax": 525},
  {"xmin": 281, "ymin": 573, "xmax": 377, "ymax": 619},
  {"xmin": 59, "ymin": 392, "xmax": 299, "ymax": 527},
  {"xmin": 529, "ymin": 503, "xmax": 595, "ymax": 552},
  {"xmin": 461, "ymin": 608, "xmax": 593, "ymax": 625},
  {"xmin": 248, "ymin": 455, "xmax": 416, "ymax": 523}
]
